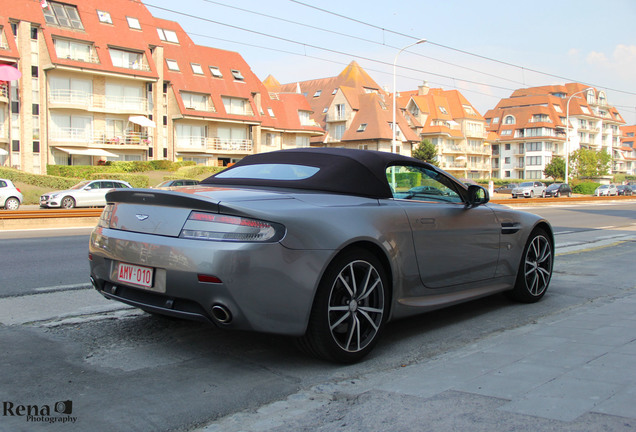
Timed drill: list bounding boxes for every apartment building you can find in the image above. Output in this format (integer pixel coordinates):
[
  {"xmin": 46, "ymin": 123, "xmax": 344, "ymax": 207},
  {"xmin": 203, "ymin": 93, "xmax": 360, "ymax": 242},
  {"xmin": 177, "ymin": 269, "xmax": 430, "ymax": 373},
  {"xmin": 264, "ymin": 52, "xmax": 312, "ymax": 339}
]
[
  {"xmin": 399, "ymin": 82, "xmax": 493, "ymax": 179},
  {"xmin": 270, "ymin": 61, "xmax": 420, "ymax": 155},
  {"xmin": 484, "ymin": 83, "xmax": 625, "ymax": 180},
  {"xmin": 618, "ymin": 125, "xmax": 636, "ymax": 176},
  {"xmin": 0, "ymin": 0, "xmax": 322, "ymax": 173}
]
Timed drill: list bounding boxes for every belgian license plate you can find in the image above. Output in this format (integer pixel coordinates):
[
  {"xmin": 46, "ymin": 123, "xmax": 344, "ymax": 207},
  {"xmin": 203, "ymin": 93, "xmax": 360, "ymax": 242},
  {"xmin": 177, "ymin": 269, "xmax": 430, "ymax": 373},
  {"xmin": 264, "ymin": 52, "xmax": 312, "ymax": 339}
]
[{"xmin": 117, "ymin": 262, "xmax": 154, "ymax": 288}]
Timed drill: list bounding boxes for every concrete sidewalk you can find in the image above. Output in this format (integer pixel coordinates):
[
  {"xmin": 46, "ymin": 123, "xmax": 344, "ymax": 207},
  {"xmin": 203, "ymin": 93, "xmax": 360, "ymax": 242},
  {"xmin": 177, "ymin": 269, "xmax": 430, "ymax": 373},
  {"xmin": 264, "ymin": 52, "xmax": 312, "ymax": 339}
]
[{"xmin": 201, "ymin": 285, "xmax": 636, "ymax": 431}]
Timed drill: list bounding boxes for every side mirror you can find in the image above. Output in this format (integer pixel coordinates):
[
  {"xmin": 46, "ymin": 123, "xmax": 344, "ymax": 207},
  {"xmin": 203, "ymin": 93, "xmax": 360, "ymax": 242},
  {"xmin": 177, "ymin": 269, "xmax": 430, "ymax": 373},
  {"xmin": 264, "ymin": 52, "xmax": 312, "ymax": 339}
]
[{"xmin": 466, "ymin": 185, "xmax": 489, "ymax": 208}]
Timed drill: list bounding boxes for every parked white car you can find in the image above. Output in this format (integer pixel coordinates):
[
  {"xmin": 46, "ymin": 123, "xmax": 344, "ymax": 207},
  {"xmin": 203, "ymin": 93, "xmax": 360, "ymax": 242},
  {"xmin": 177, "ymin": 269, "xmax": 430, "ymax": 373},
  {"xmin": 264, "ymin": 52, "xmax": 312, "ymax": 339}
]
[
  {"xmin": 0, "ymin": 178, "xmax": 23, "ymax": 210},
  {"xmin": 511, "ymin": 181, "xmax": 546, "ymax": 198},
  {"xmin": 594, "ymin": 184, "xmax": 618, "ymax": 196},
  {"xmin": 40, "ymin": 179, "xmax": 132, "ymax": 209}
]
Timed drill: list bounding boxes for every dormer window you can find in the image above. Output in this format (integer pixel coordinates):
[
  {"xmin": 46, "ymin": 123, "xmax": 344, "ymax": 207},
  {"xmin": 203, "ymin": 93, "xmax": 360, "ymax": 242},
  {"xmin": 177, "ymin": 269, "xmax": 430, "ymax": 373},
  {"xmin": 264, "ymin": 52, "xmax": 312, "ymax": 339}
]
[
  {"xmin": 42, "ymin": 2, "xmax": 84, "ymax": 30},
  {"xmin": 504, "ymin": 115, "xmax": 515, "ymax": 124},
  {"xmin": 126, "ymin": 17, "xmax": 141, "ymax": 30},
  {"xmin": 209, "ymin": 66, "xmax": 223, "ymax": 78},
  {"xmin": 231, "ymin": 69, "xmax": 244, "ymax": 81}
]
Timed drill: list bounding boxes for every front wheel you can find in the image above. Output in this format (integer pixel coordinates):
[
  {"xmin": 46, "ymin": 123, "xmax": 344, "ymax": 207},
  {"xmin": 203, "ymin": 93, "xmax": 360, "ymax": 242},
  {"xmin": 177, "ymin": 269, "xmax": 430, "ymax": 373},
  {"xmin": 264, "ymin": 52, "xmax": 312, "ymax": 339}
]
[
  {"xmin": 509, "ymin": 229, "xmax": 553, "ymax": 303},
  {"xmin": 298, "ymin": 248, "xmax": 388, "ymax": 363},
  {"xmin": 4, "ymin": 197, "xmax": 20, "ymax": 210},
  {"xmin": 61, "ymin": 196, "xmax": 76, "ymax": 209}
]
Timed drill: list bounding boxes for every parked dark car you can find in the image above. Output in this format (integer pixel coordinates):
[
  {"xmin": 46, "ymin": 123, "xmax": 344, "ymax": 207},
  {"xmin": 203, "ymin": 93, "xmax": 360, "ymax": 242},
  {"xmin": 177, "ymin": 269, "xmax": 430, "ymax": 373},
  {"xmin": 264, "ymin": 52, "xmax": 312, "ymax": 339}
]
[
  {"xmin": 494, "ymin": 183, "xmax": 519, "ymax": 194},
  {"xmin": 616, "ymin": 185, "xmax": 633, "ymax": 196},
  {"xmin": 544, "ymin": 183, "xmax": 572, "ymax": 198}
]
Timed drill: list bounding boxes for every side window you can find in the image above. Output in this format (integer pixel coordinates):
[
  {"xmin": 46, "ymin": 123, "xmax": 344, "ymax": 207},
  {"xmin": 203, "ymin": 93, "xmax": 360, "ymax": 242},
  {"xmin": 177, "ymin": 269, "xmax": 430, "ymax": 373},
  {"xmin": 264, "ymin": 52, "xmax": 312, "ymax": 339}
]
[
  {"xmin": 0, "ymin": 181, "xmax": 6, "ymax": 188},
  {"xmin": 386, "ymin": 165, "xmax": 463, "ymax": 203},
  {"xmin": 101, "ymin": 181, "xmax": 114, "ymax": 189}
]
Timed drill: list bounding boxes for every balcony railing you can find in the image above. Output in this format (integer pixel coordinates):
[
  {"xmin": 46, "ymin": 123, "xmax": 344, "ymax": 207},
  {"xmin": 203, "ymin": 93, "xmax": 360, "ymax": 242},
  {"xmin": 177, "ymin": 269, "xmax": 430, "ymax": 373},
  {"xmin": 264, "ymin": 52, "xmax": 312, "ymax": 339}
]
[
  {"xmin": 49, "ymin": 90, "xmax": 149, "ymax": 113},
  {"xmin": 175, "ymin": 136, "xmax": 253, "ymax": 153},
  {"xmin": 442, "ymin": 145, "xmax": 466, "ymax": 153},
  {"xmin": 49, "ymin": 128, "xmax": 152, "ymax": 146}
]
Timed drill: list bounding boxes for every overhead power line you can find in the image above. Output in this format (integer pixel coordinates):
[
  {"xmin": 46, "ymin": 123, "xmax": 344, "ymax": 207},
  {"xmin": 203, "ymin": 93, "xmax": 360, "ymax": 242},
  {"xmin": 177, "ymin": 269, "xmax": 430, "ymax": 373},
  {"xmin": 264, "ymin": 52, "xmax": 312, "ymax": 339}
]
[
  {"xmin": 288, "ymin": 0, "xmax": 636, "ymax": 97},
  {"xmin": 144, "ymin": 2, "xmax": 517, "ymax": 93}
]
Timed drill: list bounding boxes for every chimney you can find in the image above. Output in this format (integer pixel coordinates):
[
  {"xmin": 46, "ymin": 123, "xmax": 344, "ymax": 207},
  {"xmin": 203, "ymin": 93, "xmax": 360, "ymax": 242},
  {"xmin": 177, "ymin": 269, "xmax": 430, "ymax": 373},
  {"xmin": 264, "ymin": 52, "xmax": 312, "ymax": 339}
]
[{"xmin": 418, "ymin": 81, "xmax": 429, "ymax": 96}]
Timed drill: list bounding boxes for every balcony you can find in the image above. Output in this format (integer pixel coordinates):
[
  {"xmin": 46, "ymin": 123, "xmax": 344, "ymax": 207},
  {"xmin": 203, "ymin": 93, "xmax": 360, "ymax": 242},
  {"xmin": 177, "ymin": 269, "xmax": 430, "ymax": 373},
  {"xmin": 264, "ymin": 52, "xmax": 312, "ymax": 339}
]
[
  {"xmin": 325, "ymin": 113, "xmax": 347, "ymax": 122},
  {"xmin": 442, "ymin": 145, "xmax": 466, "ymax": 153},
  {"xmin": 49, "ymin": 128, "xmax": 152, "ymax": 146},
  {"xmin": 175, "ymin": 136, "xmax": 253, "ymax": 154},
  {"xmin": 49, "ymin": 90, "xmax": 149, "ymax": 113}
]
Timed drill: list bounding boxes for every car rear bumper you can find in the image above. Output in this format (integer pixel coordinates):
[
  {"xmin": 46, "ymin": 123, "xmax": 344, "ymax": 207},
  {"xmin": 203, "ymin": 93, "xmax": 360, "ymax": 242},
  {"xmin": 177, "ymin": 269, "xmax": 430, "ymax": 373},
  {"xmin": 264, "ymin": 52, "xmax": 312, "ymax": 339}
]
[{"xmin": 89, "ymin": 227, "xmax": 334, "ymax": 336}]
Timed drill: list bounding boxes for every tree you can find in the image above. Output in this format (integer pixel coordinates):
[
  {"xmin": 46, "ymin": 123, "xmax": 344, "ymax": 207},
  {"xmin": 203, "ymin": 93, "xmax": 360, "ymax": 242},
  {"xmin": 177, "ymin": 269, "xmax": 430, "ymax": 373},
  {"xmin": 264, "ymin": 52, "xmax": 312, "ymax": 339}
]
[
  {"xmin": 569, "ymin": 148, "xmax": 611, "ymax": 178},
  {"xmin": 412, "ymin": 139, "xmax": 439, "ymax": 166},
  {"xmin": 543, "ymin": 156, "xmax": 565, "ymax": 180}
]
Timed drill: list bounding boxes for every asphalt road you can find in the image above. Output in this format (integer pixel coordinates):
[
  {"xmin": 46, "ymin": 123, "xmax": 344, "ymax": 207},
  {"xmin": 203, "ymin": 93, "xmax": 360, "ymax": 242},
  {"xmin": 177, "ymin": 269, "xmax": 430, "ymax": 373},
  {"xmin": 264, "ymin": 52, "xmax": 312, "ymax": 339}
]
[{"xmin": 0, "ymin": 201, "xmax": 635, "ymax": 431}]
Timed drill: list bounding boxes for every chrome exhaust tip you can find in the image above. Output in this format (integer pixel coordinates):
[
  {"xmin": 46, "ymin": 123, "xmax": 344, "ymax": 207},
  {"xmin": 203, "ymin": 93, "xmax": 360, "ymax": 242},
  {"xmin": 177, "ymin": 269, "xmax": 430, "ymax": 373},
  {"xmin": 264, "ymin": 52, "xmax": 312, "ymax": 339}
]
[{"xmin": 211, "ymin": 304, "xmax": 232, "ymax": 324}]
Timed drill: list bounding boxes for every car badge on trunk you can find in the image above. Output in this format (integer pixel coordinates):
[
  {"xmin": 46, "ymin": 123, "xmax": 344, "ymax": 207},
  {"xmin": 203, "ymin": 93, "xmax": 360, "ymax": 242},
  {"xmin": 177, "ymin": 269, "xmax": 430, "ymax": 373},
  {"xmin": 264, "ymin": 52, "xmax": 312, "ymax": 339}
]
[{"xmin": 136, "ymin": 214, "xmax": 149, "ymax": 221}]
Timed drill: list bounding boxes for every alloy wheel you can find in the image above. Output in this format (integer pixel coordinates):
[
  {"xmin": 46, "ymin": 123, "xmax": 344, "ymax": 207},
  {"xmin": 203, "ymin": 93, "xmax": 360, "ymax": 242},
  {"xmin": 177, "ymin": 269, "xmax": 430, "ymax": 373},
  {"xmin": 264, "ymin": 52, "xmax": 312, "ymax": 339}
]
[
  {"xmin": 522, "ymin": 234, "xmax": 552, "ymax": 297},
  {"xmin": 327, "ymin": 260, "xmax": 385, "ymax": 353}
]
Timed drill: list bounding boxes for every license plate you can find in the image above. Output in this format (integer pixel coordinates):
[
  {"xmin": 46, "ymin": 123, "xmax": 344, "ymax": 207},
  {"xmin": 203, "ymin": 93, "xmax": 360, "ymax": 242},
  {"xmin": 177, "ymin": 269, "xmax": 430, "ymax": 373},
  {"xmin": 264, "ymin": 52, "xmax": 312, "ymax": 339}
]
[{"xmin": 117, "ymin": 262, "xmax": 154, "ymax": 288}]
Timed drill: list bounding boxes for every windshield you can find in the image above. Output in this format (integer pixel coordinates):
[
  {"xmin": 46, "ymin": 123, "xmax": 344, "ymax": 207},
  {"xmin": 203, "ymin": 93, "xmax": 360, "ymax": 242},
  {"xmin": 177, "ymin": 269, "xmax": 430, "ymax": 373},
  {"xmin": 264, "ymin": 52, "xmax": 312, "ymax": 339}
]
[
  {"xmin": 547, "ymin": 184, "xmax": 560, "ymax": 190},
  {"xmin": 70, "ymin": 181, "xmax": 91, "ymax": 190}
]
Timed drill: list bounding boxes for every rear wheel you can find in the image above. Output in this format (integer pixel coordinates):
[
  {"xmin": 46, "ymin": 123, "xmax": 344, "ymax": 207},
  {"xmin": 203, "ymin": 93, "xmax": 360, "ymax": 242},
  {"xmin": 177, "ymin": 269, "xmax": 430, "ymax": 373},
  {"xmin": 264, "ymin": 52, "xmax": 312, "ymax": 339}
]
[
  {"xmin": 61, "ymin": 196, "xmax": 76, "ymax": 209},
  {"xmin": 4, "ymin": 197, "xmax": 20, "ymax": 210},
  {"xmin": 510, "ymin": 229, "xmax": 553, "ymax": 303},
  {"xmin": 298, "ymin": 248, "xmax": 388, "ymax": 363}
]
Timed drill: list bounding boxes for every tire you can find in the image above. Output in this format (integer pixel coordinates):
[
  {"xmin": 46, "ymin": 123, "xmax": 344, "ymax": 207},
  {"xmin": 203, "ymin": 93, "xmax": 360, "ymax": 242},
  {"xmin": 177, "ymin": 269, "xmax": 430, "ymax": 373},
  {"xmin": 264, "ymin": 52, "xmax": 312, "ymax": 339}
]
[
  {"xmin": 555, "ymin": 191, "xmax": 560, "ymax": 198},
  {"xmin": 541, "ymin": 191, "xmax": 546, "ymax": 198},
  {"xmin": 4, "ymin": 197, "xmax": 20, "ymax": 210},
  {"xmin": 61, "ymin": 196, "xmax": 76, "ymax": 209},
  {"xmin": 509, "ymin": 229, "xmax": 553, "ymax": 303},
  {"xmin": 529, "ymin": 191, "xmax": 534, "ymax": 198},
  {"xmin": 567, "ymin": 192, "xmax": 571, "ymax": 197},
  {"xmin": 298, "ymin": 248, "xmax": 388, "ymax": 363}
]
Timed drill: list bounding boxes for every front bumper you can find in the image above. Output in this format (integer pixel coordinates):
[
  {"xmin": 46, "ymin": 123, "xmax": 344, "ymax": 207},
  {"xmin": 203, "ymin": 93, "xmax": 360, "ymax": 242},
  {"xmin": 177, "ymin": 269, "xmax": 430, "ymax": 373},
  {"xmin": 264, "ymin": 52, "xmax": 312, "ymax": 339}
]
[{"xmin": 89, "ymin": 227, "xmax": 334, "ymax": 336}]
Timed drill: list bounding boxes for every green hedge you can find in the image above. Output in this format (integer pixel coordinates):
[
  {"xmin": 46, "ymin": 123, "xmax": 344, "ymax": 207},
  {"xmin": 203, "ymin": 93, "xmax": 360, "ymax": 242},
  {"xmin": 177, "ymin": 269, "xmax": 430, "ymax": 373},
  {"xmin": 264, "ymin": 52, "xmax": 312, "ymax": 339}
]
[
  {"xmin": 174, "ymin": 165, "xmax": 225, "ymax": 178},
  {"xmin": 86, "ymin": 172, "xmax": 149, "ymax": 188},
  {"xmin": 0, "ymin": 167, "xmax": 79, "ymax": 189},
  {"xmin": 47, "ymin": 165, "xmax": 122, "ymax": 178},
  {"xmin": 572, "ymin": 181, "xmax": 600, "ymax": 195}
]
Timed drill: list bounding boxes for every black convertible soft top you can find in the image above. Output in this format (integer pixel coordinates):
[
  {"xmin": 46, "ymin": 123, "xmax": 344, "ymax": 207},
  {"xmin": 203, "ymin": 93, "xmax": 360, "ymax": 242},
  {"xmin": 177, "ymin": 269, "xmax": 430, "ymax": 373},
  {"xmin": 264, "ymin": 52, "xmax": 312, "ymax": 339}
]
[{"xmin": 201, "ymin": 148, "xmax": 427, "ymax": 199}]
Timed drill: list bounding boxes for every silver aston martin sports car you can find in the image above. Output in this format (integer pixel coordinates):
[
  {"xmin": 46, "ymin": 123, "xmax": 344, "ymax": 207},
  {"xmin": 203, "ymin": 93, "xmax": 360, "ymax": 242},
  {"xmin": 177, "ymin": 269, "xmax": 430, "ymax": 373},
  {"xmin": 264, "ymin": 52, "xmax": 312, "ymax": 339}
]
[{"xmin": 89, "ymin": 148, "xmax": 554, "ymax": 363}]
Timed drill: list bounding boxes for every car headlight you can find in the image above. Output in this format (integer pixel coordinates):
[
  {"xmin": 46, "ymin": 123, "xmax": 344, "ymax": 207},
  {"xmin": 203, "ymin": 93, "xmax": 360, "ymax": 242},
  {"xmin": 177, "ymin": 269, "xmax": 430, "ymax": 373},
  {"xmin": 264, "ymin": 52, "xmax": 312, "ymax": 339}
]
[{"xmin": 179, "ymin": 211, "xmax": 285, "ymax": 242}]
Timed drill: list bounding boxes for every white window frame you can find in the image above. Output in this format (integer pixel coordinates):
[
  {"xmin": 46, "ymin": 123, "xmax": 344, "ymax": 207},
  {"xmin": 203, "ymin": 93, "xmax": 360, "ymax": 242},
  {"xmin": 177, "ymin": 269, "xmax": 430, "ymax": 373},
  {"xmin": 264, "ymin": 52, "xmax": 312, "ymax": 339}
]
[
  {"xmin": 96, "ymin": 10, "xmax": 112, "ymax": 24},
  {"xmin": 166, "ymin": 59, "xmax": 180, "ymax": 71},
  {"xmin": 209, "ymin": 66, "xmax": 223, "ymax": 78},
  {"xmin": 126, "ymin": 17, "xmax": 141, "ymax": 30}
]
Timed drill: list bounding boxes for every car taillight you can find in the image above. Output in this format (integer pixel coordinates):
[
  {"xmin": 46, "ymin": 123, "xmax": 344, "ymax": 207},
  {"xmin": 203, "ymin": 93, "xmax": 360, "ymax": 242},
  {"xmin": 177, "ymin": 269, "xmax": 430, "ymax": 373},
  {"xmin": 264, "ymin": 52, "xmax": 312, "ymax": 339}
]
[
  {"xmin": 97, "ymin": 204, "xmax": 114, "ymax": 228},
  {"xmin": 17, "ymin": 188, "xmax": 21, "ymax": 193},
  {"xmin": 179, "ymin": 211, "xmax": 285, "ymax": 242}
]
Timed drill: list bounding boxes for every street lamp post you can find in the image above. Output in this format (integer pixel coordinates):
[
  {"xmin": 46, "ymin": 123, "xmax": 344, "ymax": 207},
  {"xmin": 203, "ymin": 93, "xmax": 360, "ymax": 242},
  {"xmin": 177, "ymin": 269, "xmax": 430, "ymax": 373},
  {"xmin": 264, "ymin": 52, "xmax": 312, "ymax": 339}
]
[
  {"xmin": 565, "ymin": 87, "xmax": 594, "ymax": 184},
  {"xmin": 392, "ymin": 39, "xmax": 426, "ymax": 154}
]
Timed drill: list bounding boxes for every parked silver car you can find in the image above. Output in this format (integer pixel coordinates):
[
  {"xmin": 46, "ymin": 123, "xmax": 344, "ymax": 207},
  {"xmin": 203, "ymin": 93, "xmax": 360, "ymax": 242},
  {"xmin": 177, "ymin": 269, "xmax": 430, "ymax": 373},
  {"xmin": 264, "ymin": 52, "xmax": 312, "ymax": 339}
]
[
  {"xmin": 89, "ymin": 148, "xmax": 554, "ymax": 363},
  {"xmin": 511, "ymin": 181, "xmax": 547, "ymax": 198},
  {"xmin": 41, "ymin": 179, "xmax": 132, "ymax": 209},
  {"xmin": 0, "ymin": 178, "xmax": 23, "ymax": 210},
  {"xmin": 594, "ymin": 184, "xmax": 617, "ymax": 196}
]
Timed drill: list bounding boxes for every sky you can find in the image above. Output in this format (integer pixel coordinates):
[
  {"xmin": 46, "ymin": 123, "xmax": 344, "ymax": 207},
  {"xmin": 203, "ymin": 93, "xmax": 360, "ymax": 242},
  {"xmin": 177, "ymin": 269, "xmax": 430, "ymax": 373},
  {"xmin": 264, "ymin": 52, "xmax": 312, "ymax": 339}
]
[{"xmin": 144, "ymin": 0, "xmax": 636, "ymax": 123}]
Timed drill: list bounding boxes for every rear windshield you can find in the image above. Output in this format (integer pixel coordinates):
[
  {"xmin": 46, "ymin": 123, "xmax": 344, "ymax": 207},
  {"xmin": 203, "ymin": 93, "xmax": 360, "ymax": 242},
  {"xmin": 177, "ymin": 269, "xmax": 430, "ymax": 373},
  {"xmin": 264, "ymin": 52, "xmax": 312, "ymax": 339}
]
[{"xmin": 215, "ymin": 164, "xmax": 320, "ymax": 181}]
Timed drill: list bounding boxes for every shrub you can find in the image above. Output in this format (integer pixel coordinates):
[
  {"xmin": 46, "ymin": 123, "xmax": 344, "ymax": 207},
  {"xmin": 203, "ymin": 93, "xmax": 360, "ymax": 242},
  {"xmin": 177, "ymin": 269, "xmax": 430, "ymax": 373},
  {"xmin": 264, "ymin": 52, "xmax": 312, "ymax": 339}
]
[
  {"xmin": 1, "ymin": 167, "xmax": 79, "ymax": 189},
  {"xmin": 86, "ymin": 172, "xmax": 149, "ymax": 188},
  {"xmin": 47, "ymin": 165, "xmax": 121, "ymax": 178},
  {"xmin": 572, "ymin": 181, "xmax": 600, "ymax": 195},
  {"xmin": 174, "ymin": 165, "xmax": 225, "ymax": 179}
]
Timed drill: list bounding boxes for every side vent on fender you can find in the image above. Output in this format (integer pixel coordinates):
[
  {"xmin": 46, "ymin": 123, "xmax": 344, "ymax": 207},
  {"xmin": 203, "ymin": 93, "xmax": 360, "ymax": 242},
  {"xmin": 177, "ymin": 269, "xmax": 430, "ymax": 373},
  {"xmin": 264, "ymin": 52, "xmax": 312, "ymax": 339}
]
[{"xmin": 501, "ymin": 222, "xmax": 521, "ymax": 235}]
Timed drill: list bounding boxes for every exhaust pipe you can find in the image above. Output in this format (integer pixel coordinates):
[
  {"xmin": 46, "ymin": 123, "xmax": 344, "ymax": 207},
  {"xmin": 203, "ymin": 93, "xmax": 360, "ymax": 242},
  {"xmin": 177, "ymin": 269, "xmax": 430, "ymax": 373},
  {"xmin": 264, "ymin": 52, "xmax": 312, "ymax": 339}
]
[{"xmin": 211, "ymin": 304, "xmax": 232, "ymax": 324}]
